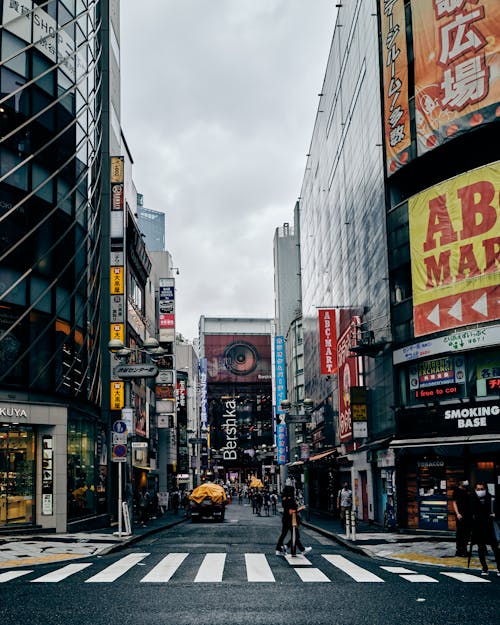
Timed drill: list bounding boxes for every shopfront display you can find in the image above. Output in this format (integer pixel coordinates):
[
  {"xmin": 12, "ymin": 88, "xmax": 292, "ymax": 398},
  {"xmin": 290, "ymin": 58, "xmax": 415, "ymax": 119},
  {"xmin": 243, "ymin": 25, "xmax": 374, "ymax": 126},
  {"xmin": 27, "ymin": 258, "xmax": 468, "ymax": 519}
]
[{"xmin": 0, "ymin": 427, "xmax": 35, "ymax": 526}]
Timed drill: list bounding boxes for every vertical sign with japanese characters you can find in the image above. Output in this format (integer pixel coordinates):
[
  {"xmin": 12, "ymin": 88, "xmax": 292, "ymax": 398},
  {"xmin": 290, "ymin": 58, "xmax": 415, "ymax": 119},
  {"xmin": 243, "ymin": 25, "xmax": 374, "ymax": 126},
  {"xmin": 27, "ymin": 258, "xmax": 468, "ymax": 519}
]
[
  {"xmin": 319, "ymin": 309, "xmax": 338, "ymax": 375},
  {"xmin": 159, "ymin": 278, "xmax": 175, "ymax": 342},
  {"xmin": 276, "ymin": 422, "xmax": 288, "ymax": 465},
  {"xmin": 412, "ymin": 0, "xmax": 500, "ymax": 156},
  {"xmin": 380, "ymin": 0, "xmax": 411, "ymax": 175},
  {"xmin": 274, "ymin": 336, "xmax": 287, "ymax": 413}
]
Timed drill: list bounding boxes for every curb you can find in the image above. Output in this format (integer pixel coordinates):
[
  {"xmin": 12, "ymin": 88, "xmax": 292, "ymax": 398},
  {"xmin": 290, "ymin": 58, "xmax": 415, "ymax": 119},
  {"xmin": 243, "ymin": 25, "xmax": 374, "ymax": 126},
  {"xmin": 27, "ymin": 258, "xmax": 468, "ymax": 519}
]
[{"xmin": 301, "ymin": 521, "xmax": 370, "ymax": 557}]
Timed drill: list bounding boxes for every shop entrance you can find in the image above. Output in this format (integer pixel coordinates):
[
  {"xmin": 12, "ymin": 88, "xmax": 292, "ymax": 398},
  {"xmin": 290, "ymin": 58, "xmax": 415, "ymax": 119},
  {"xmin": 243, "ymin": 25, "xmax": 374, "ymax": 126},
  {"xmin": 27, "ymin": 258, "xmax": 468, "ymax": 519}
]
[
  {"xmin": 417, "ymin": 459, "xmax": 448, "ymax": 531},
  {"xmin": 0, "ymin": 427, "xmax": 35, "ymax": 526}
]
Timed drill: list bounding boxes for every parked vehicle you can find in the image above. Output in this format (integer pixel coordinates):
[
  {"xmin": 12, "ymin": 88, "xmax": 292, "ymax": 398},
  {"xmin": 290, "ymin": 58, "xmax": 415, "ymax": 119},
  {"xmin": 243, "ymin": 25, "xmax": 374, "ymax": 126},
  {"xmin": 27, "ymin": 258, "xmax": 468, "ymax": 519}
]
[{"xmin": 189, "ymin": 483, "xmax": 227, "ymax": 522}]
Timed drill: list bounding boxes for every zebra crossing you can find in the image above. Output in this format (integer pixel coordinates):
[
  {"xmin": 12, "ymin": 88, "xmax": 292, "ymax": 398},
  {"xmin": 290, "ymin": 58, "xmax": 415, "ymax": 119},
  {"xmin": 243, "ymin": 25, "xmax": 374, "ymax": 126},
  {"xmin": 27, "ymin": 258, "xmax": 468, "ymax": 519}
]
[{"xmin": 0, "ymin": 552, "xmax": 494, "ymax": 585}]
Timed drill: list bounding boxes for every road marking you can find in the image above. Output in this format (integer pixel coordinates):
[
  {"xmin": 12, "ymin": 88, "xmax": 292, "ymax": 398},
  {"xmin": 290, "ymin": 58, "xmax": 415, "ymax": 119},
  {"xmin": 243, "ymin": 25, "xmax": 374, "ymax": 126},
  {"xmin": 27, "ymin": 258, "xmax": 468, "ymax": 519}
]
[
  {"xmin": 441, "ymin": 572, "xmax": 490, "ymax": 583},
  {"xmin": 322, "ymin": 555, "xmax": 384, "ymax": 582},
  {"xmin": 245, "ymin": 554, "xmax": 275, "ymax": 582},
  {"xmin": 294, "ymin": 568, "xmax": 330, "ymax": 582},
  {"xmin": 31, "ymin": 563, "xmax": 92, "ymax": 583},
  {"xmin": 0, "ymin": 570, "xmax": 33, "ymax": 582},
  {"xmin": 194, "ymin": 553, "xmax": 226, "ymax": 582},
  {"xmin": 86, "ymin": 553, "xmax": 149, "ymax": 583},
  {"xmin": 140, "ymin": 553, "xmax": 188, "ymax": 582},
  {"xmin": 380, "ymin": 566, "xmax": 418, "ymax": 574},
  {"xmin": 400, "ymin": 574, "xmax": 438, "ymax": 583},
  {"xmin": 285, "ymin": 554, "xmax": 312, "ymax": 566}
]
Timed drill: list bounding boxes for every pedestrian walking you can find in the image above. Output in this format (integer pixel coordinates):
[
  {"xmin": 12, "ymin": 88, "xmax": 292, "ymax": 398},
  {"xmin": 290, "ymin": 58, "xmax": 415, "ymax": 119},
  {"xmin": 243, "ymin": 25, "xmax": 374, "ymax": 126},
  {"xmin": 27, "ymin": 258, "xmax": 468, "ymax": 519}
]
[
  {"xmin": 452, "ymin": 479, "xmax": 472, "ymax": 557},
  {"xmin": 337, "ymin": 482, "xmax": 353, "ymax": 530},
  {"xmin": 171, "ymin": 490, "xmax": 180, "ymax": 514},
  {"xmin": 270, "ymin": 492, "xmax": 278, "ymax": 515},
  {"xmin": 275, "ymin": 485, "xmax": 312, "ymax": 557},
  {"xmin": 138, "ymin": 486, "xmax": 150, "ymax": 526},
  {"xmin": 470, "ymin": 481, "xmax": 500, "ymax": 577}
]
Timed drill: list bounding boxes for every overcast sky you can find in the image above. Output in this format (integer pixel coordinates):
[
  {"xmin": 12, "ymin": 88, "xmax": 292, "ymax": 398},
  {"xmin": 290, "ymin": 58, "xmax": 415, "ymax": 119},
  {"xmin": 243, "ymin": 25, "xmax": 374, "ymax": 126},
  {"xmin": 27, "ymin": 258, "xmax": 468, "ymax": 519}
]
[{"xmin": 120, "ymin": 1, "xmax": 336, "ymax": 342}]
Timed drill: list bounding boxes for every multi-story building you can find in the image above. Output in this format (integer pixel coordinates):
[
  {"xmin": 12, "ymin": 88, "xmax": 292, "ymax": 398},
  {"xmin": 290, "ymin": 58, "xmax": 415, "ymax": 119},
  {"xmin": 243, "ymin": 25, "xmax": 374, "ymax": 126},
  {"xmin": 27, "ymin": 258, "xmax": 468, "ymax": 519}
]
[
  {"xmin": 0, "ymin": 0, "xmax": 114, "ymax": 531},
  {"xmin": 296, "ymin": 1, "xmax": 394, "ymax": 525},
  {"xmin": 137, "ymin": 201, "xmax": 166, "ymax": 253},
  {"xmin": 199, "ymin": 316, "xmax": 274, "ymax": 487}
]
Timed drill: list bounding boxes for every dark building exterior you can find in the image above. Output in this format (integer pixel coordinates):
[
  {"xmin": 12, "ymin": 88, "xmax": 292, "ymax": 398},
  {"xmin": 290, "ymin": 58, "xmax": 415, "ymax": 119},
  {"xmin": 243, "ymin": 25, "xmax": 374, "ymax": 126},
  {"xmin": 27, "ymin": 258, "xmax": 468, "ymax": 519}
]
[
  {"xmin": 199, "ymin": 317, "xmax": 274, "ymax": 486},
  {"xmin": 0, "ymin": 0, "xmax": 118, "ymax": 531}
]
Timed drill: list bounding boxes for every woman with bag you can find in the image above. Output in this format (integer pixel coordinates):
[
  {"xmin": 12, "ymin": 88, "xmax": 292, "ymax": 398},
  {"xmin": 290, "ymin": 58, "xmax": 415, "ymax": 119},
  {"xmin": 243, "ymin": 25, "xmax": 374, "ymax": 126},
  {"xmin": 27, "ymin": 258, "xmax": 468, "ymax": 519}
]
[
  {"xmin": 470, "ymin": 481, "xmax": 500, "ymax": 576},
  {"xmin": 274, "ymin": 485, "xmax": 312, "ymax": 557}
]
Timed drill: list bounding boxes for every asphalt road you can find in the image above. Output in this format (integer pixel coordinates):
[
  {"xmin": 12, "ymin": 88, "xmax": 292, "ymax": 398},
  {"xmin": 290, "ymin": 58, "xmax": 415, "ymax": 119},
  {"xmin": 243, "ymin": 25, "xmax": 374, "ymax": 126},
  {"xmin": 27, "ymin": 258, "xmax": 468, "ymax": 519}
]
[{"xmin": 1, "ymin": 503, "xmax": 499, "ymax": 625}]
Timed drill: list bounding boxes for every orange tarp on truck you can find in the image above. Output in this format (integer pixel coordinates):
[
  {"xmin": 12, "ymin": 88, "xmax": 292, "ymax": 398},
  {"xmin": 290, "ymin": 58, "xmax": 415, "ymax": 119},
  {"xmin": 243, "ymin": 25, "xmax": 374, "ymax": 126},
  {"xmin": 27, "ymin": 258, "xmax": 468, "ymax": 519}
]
[{"xmin": 189, "ymin": 483, "xmax": 227, "ymax": 505}]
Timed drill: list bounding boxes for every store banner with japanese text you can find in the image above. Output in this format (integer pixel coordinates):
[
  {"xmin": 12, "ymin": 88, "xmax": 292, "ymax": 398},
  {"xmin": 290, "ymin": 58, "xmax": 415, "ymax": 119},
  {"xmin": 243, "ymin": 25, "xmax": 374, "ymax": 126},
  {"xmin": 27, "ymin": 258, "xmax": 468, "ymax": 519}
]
[
  {"xmin": 159, "ymin": 278, "xmax": 175, "ymax": 342},
  {"xmin": 412, "ymin": 0, "xmax": 500, "ymax": 156},
  {"xmin": 318, "ymin": 309, "xmax": 337, "ymax": 375},
  {"xmin": 274, "ymin": 336, "xmax": 287, "ymax": 413},
  {"xmin": 409, "ymin": 161, "xmax": 500, "ymax": 336},
  {"xmin": 337, "ymin": 320, "xmax": 360, "ymax": 443},
  {"xmin": 276, "ymin": 422, "xmax": 288, "ymax": 465},
  {"xmin": 380, "ymin": 0, "xmax": 411, "ymax": 175}
]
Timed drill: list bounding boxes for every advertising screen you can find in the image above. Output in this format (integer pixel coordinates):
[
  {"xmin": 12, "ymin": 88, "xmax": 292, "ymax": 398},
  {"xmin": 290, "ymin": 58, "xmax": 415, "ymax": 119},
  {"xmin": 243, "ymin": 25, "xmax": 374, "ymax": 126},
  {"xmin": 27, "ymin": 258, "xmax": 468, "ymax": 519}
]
[
  {"xmin": 204, "ymin": 334, "xmax": 271, "ymax": 383},
  {"xmin": 409, "ymin": 161, "xmax": 500, "ymax": 336},
  {"xmin": 412, "ymin": 0, "xmax": 500, "ymax": 156}
]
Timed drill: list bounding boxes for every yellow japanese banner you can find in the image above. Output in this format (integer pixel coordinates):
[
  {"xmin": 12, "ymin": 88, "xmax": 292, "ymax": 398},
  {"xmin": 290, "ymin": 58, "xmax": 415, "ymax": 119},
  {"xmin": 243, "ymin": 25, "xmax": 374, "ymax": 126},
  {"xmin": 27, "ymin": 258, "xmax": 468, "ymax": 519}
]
[
  {"xmin": 110, "ymin": 381, "xmax": 124, "ymax": 410},
  {"xmin": 110, "ymin": 266, "xmax": 124, "ymax": 294}
]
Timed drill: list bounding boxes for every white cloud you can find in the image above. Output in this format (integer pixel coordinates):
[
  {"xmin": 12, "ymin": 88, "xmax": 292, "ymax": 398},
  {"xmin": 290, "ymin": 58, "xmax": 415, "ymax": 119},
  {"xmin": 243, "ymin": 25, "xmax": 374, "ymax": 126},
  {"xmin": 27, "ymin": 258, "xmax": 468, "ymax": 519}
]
[{"xmin": 120, "ymin": 0, "xmax": 336, "ymax": 340}]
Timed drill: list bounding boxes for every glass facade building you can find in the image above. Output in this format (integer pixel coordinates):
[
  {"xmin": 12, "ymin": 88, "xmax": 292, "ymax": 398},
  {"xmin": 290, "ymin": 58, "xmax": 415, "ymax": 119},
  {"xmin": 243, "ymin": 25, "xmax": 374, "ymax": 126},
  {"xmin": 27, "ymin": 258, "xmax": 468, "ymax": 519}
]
[{"xmin": 0, "ymin": 0, "xmax": 106, "ymax": 530}]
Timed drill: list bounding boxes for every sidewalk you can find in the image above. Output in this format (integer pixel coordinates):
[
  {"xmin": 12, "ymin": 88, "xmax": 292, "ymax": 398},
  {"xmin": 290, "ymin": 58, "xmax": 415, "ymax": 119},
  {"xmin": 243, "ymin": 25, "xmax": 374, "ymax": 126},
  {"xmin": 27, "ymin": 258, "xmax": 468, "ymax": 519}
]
[
  {"xmin": 303, "ymin": 510, "xmax": 491, "ymax": 572},
  {"xmin": 0, "ymin": 507, "xmax": 495, "ymax": 572}
]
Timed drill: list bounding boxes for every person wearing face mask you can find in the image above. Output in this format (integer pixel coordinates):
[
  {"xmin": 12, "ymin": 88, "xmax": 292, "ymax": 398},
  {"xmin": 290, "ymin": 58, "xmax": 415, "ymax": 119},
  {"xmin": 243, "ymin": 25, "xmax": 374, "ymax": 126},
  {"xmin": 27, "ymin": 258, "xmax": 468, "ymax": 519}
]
[{"xmin": 470, "ymin": 481, "xmax": 500, "ymax": 576}]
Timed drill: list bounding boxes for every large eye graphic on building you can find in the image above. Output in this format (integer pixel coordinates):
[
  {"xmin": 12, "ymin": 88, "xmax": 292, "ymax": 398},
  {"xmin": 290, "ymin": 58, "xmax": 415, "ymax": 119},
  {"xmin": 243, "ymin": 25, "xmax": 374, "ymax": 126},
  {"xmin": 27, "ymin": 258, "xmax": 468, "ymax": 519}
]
[{"xmin": 223, "ymin": 341, "xmax": 258, "ymax": 376}]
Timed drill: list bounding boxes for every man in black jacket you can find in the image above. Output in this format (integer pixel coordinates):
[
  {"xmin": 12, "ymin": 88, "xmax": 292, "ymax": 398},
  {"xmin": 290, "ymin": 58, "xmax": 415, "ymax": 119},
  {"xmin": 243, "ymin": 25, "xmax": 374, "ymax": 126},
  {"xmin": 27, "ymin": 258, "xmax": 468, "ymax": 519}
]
[{"xmin": 470, "ymin": 481, "xmax": 500, "ymax": 576}]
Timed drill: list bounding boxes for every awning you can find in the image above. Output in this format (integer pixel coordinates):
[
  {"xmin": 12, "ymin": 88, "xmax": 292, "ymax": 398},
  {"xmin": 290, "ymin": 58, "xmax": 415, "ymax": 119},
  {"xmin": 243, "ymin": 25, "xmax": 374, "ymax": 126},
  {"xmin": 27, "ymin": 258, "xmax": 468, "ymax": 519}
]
[
  {"xmin": 309, "ymin": 449, "xmax": 337, "ymax": 462},
  {"xmin": 390, "ymin": 433, "xmax": 500, "ymax": 448}
]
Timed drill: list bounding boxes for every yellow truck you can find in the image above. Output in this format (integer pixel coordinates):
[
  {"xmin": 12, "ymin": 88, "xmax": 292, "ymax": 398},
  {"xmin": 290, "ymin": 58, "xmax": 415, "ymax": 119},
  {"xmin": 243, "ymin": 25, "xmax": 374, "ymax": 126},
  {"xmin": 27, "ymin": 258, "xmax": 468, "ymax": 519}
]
[{"xmin": 189, "ymin": 483, "xmax": 227, "ymax": 522}]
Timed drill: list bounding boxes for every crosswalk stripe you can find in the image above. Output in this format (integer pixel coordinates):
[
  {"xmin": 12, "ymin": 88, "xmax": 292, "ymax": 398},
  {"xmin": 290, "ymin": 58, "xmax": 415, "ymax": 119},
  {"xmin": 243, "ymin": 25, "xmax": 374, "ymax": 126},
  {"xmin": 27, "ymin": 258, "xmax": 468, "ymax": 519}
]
[
  {"xmin": 140, "ymin": 553, "xmax": 188, "ymax": 582},
  {"xmin": 245, "ymin": 554, "xmax": 275, "ymax": 582},
  {"xmin": 85, "ymin": 553, "xmax": 150, "ymax": 583},
  {"xmin": 322, "ymin": 555, "xmax": 384, "ymax": 582},
  {"xmin": 285, "ymin": 554, "xmax": 312, "ymax": 566},
  {"xmin": 294, "ymin": 568, "xmax": 330, "ymax": 582},
  {"xmin": 400, "ymin": 574, "xmax": 438, "ymax": 583},
  {"xmin": 441, "ymin": 572, "xmax": 490, "ymax": 583},
  {"xmin": 31, "ymin": 563, "xmax": 92, "ymax": 583},
  {"xmin": 194, "ymin": 553, "xmax": 226, "ymax": 582},
  {"xmin": 380, "ymin": 566, "xmax": 418, "ymax": 574},
  {"xmin": 0, "ymin": 570, "xmax": 33, "ymax": 583}
]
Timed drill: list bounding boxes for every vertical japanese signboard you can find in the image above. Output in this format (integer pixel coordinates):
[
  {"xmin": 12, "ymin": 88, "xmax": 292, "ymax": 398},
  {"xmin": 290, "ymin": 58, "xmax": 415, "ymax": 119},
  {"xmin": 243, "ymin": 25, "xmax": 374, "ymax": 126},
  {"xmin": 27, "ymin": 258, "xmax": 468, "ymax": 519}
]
[
  {"xmin": 412, "ymin": 0, "xmax": 500, "ymax": 156},
  {"xmin": 159, "ymin": 278, "xmax": 175, "ymax": 342},
  {"xmin": 199, "ymin": 358, "xmax": 208, "ymax": 431},
  {"xmin": 380, "ymin": 0, "xmax": 411, "ymax": 175},
  {"xmin": 276, "ymin": 422, "xmax": 288, "ymax": 465},
  {"xmin": 318, "ymin": 309, "xmax": 338, "ymax": 375},
  {"xmin": 274, "ymin": 336, "xmax": 287, "ymax": 413},
  {"xmin": 337, "ymin": 319, "xmax": 360, "ymax": 443},
  {"xmin": 409, "ymin": 161, "xmax": 500, "ymax": 336}
]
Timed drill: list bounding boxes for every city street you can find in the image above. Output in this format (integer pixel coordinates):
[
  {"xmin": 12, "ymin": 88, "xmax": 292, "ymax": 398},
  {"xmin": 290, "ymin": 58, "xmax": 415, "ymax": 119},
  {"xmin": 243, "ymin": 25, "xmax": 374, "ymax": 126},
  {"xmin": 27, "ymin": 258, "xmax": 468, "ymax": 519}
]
[{"xmin": 0, "ymin": 502, "xmax": 499, "ymax": 625}]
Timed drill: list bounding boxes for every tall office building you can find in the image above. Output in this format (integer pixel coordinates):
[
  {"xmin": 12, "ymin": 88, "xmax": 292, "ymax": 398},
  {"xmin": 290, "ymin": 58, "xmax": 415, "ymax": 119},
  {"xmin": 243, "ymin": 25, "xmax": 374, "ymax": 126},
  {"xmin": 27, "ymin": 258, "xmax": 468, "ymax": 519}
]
[
  {"xmin": 0, "ymin": 0, "xmax": 118, "ymax": 531},
  {"xmin": 137, "ymin": 204, "xmax": 166, "ymax": 252}
]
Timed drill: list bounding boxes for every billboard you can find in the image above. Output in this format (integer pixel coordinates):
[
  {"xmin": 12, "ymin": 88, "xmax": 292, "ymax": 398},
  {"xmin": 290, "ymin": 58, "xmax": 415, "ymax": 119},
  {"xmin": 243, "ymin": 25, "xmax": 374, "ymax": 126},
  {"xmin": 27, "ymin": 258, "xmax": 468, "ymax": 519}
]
[
  {"xmin": 205, "ymin": 334, "xmax": 271, "ymax": 383},
  {"xmin": 409, "ymin": 161, "xmax": 500, "ymax": 336},
  {"xmin": 274, "ymin": 336, "xmax": 287, "ymax": 413},
  {"xmin": 318, "ymin": 309, "xmax": 338, "ymax": 374},
  {"xmin": 159, "ymin": 278, "xmax": 175, "ymax": 342},
  {"xmin": 380, "ymin": 0, "xmax": 411, "ymax": 175},
  {"xmin": 412, "ymin": 0, "xmax": 500, "ymax": 156},
  {"xmin": 337, "ymin": 320, "xmax": 361, "ymax": 443}
]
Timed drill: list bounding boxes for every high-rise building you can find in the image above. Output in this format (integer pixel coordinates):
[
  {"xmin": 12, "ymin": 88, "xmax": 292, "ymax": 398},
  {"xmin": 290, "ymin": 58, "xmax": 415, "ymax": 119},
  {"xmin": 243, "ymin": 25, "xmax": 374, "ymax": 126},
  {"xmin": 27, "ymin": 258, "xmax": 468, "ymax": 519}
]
[
  {"xmin": 137, "ymin": 205, "xmax": 166, "ymax": 252},
  {"xmin": 0, "ymin": 0, "xmax": 119, "ymax": 531}
]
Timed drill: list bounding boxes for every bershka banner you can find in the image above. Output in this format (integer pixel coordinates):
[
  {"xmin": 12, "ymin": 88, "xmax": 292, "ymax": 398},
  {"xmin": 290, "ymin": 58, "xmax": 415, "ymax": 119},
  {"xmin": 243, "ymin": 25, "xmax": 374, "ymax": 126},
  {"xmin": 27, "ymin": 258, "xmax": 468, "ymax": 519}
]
[{"xmin": 318, "ymin": 309, "xmax": 337, "ymax": 375}]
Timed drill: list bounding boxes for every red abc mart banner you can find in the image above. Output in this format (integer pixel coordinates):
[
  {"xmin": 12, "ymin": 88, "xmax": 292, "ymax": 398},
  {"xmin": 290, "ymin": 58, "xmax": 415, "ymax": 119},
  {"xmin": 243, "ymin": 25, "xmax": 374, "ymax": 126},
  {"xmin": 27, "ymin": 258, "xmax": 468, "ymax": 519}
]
[
  {"xmin": 409, "ymin": 161, "xmax": 500, "ymax": 336},
  {"xmin": 412, "ymin": 0, "xmax": 500, "ymax": 156},
  {"xmin": 318, "ymin": 309, "xmax": 337, "ymax": 375}
]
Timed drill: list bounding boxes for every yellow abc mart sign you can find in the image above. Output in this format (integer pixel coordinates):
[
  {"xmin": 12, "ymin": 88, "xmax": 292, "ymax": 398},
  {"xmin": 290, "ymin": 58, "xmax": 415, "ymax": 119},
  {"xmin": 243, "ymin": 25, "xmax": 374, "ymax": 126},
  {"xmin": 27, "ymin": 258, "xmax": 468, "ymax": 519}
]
[{"xmin": 409, "ymin": 161, "xmax": 500, "ymax": 336}]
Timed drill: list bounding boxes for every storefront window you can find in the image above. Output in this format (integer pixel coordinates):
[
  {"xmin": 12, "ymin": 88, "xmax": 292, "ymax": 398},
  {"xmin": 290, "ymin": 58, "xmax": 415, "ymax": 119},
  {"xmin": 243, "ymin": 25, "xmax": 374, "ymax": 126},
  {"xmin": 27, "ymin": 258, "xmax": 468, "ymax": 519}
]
[
  {"xmin": 417, "ymin": 459, "xmax": 448, "ymax": 530},
  {"xmin": 0, "ymin": 427, "xmax": 35, "ymax": 525},
  {"xmin": 67, "ymin": 419, "xmax": 96, "ymax": 519}
]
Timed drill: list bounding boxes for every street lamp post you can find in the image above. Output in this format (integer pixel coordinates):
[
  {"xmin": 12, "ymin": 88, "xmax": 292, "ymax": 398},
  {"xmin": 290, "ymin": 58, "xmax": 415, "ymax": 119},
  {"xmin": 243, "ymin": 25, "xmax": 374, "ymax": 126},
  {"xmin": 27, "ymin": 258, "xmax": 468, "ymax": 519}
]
[
  {"xmin": 108, "ymin": 338, "xmax": 166, "ymax": 537},
  {"xmin": 280, "ymin": 397, "xmax": 314, "ymax": 520}
]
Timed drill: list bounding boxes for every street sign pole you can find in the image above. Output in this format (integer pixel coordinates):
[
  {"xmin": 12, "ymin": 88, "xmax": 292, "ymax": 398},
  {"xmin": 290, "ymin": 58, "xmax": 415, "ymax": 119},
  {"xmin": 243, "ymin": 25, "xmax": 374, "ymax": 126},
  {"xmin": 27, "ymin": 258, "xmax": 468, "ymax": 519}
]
[{"xmin": 118, "ymin": 461, "xmax": 123, "ymax": 537}]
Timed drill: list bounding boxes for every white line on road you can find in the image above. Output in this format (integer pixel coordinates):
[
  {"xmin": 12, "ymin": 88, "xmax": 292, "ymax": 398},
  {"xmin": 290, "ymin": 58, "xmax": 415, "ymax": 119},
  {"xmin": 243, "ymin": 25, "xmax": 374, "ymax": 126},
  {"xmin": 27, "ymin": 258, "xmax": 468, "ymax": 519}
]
[
  {"xmin": 245, "ymin": 554, "xmax": 275, "ymax": 582},
  {"xmin": 86, "ymin": 553, "xmax": 150, "ymax": 583},
  {"xmin": 322, "ymin": 555, "xmax": 384, "ymax": 582},
  {"xmin": 285, "ymin": 554, "xmax": 312, "ymax": 565},
  {"xmin": 194, "ymin": 553, "xmax": 226, "ymax": 582},
  {"xmin": 140, "ymin": 553, "xmax": 188, "ymax": 582},
  {"xmin": 441, "ymin": 572, "xmax": 490, "ymax": 583},
  {"xmin": 380, "ymin": 566, "xmax": 418, "ymax": 574},
  {"xmin": 400, "ymin": 574, "xmax": 438, "ymax": 583},
  {"xmin": 0, "ymin": 570, "xmax": 33, "ymax": 582},
  {"xmin": 294, "ymin": 568, "xmax": 330, "ymax": 582},
  {"xmin": 31, "ymin": 563, "xmax": 92, "ymax": 583}
]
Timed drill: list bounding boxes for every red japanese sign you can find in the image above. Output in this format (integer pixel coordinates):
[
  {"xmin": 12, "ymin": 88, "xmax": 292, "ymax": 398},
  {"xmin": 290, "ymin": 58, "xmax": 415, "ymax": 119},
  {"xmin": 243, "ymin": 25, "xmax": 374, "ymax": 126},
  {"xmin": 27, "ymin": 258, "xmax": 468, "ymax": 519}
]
[{"xmin": 337, "ymin": 319, "xmax": 360, "ymax": 443}]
